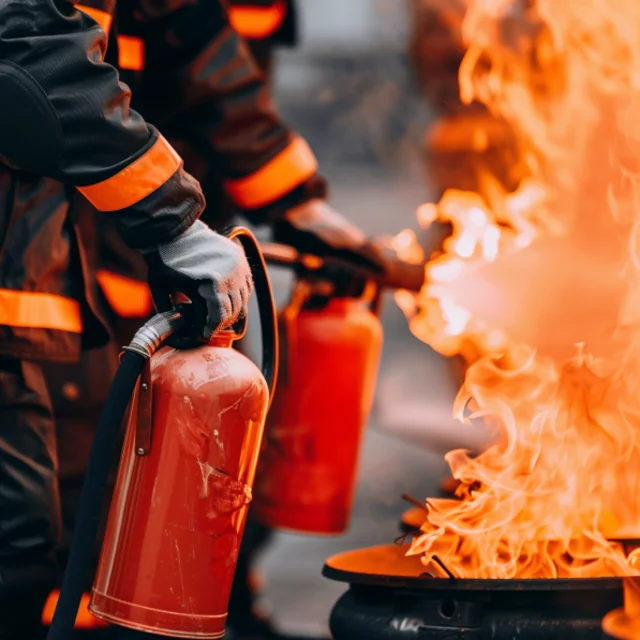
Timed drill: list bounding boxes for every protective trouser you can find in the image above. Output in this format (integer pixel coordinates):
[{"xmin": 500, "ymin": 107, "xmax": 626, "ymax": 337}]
[
  {"xmin": 0, "ymin": 358, "xmax": 60, "ymax": 640},
  {"xmin": 43, "ymin": 341, "xmax": 121, "ymax": 579}
]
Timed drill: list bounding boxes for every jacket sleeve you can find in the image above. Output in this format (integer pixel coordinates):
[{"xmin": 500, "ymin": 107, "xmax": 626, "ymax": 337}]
[
  {"xmin": 121, "ymin": 0, "xmax": 326, "ymax": 219},
  {"xmin": 0, "ymin": 0, "xmax": 204, "ymax": 250}
]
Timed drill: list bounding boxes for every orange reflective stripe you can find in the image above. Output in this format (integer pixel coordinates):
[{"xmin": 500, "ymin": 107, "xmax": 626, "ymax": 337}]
[
  {"xmin": 228, "ymin": 0, "xmax": 287, "ymax": 40},
  {"xmin": 118, "ymin": 35, "xmax": 145, "ymax": 72},
  {"xmin": 76, "ymin": 4, "xmax": 113, "ymax": 35},
  {"xmin": 224, "ymin": 137, "xmax": 318, "ymax": 209},
  {"xmin": 96, "ymin": 269, "xmax": 153, "ymax": 318},
  {"xmin": 77, "ymin": 134, "xmax": 182, "ymax": 212},
  {"xmin": 42, "ymin": 590, "xmax": 109, "ymax": 629},
  {"xmin": 0, "ymin": 289, "xmax": 82, "ymax": 333}
]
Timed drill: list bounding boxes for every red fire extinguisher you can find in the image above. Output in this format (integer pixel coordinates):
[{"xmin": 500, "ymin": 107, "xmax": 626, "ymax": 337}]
[
  {"xmin": 47, "ymin": 227, "xmax": 277, "ymax": 640},
  {"xmin": 251, "ymin": 243, "xmax": 425, "ymax": 535}
]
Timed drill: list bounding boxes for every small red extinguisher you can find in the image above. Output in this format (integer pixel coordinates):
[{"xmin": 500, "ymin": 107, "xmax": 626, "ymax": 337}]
[
  {"xmin": 251, "ymin": 244, "xmax": 425, "ymax": 535},
  {"xmin": 47, "ymin": 227, "xmax": 277, "ymax": 640}
]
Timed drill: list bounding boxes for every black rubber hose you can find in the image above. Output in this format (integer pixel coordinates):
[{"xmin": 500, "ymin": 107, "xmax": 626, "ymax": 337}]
[
  {"xmin": 46, "ymin": 350, "xmax": 145, "ymax": 640},
  {"xmin": 225, "ymin": 227, "xmax": 278, "ymax": 407}
]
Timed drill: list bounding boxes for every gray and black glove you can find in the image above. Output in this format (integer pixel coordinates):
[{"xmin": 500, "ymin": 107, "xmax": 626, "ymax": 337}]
[
  {"xmin": 271, "ymin": 198, "xmax": 387, "ymax": 274},
  {"xmin": 144, "ymin": 220, "xmax": 253, "ymax": 340}
]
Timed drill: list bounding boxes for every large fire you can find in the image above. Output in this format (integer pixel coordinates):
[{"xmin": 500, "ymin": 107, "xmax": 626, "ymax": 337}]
[{"xmin": 396, "ymin": 0, "xmax": 640, "ymax": 578}]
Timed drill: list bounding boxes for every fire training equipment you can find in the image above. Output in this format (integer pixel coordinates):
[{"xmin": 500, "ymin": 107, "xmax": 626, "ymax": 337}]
[
  {"xmin": 602, "ymin": 550, "xmax": 640, "ymax": 640},
  {"xmin": 323, "ymin": 544, "xmax": 623, "ymax": 640},
  {"xmin": 253, "ymin": 291, "xmax": 383, "ymax": 534},
  {"xmin": 46, "ymin": 227, "xmax": 277, "ymax": 640},
  {"xmin": 251, "ymin": 243, "xmax": 425, "ymax": 534},
  {"xmin": 89, "ymin": 227, "xmax": 277, "ymax": 638}
]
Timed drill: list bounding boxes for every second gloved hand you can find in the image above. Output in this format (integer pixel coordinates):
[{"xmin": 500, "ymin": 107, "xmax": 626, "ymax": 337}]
[
  {"xmin": 144, "ymin": 220, "xmax": 253, "ymax": 340},
  {"xmin": 272, "ymin": 199, "xmax": 386, "ymax": 274}
]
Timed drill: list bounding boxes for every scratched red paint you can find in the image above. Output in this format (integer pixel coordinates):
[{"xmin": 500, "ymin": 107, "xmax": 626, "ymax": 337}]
[{"xmin": 90, "ymin": 334, "xmax": 269, "ymax": 638}]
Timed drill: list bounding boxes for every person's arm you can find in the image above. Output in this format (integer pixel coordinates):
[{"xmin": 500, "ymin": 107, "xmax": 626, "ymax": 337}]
[
  {"xmin": 0, "ymin": 0, "xmax": 251, "ymax": 334},
  {"xmin": 0, "ymin": 0, "xmax": 203, "ymax": 248},
  {"xmin": 119, "ymin": 0, "xmax": 319, "ymax": 219},
  {"xmin": 117, "ymin": 0, "xmax": 385, "ymax": 273}
]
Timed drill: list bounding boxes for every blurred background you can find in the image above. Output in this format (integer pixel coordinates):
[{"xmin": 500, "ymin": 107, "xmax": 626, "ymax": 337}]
[{"xmin": 249, "ymin": 1, "xmax": 493, "ymax": 634}]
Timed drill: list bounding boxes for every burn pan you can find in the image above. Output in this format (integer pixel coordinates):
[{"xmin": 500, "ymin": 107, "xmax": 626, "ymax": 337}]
[
  {"xmin": 399, "ymin": 505, "xmax": 426, "ymax": 535},
  {"xmin": 322, "ymin": 544, "xmax": 623, "ymax": 640}
]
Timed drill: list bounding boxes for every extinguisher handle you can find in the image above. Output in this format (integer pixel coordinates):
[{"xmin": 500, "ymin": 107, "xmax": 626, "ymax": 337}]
[{"xmin": 222, "ymin": 226, "xmax": 279, "ymax": 408}]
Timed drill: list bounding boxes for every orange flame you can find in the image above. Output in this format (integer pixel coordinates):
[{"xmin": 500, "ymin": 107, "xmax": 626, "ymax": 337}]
[{"xmin": 398, "ymin": 0, "xmax": 640, "ymax": 578}]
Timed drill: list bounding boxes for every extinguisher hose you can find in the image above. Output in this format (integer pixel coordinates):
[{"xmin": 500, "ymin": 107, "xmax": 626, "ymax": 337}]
[
  {"xmin": 223, "ymin": 226, "xmax": 279, "ymax": 408},
  {"xmin": 46, "ymin": 310, "xmax": 185, "ymax": 640}
]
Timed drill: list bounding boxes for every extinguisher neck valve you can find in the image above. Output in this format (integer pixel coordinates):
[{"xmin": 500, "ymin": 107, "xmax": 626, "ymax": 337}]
[{"xmin": 123, "ymin": 311, "xmax": 186, "ymax": 358}]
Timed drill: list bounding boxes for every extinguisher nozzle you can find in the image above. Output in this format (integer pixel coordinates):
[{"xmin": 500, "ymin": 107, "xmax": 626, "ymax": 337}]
[
  {"xmin": 378, "ymin": 259, "xmax": 427, "ymax": 294},
  {"xmin": 124, "ymin": 310, "xmax": 186, "ymax": 358}
]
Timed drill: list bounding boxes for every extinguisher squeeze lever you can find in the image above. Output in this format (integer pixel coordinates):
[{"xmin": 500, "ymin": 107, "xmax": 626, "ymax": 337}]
[
  {"xmin": 259, "ymin": 242, "xmax": 426, "ymax": 295},
  {"xmin": 47, "ymin": 225, "xmax": 276, "ymax": 640}
]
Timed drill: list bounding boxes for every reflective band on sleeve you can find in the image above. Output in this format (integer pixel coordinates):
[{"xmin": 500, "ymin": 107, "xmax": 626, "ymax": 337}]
[
  {"xmin": 118, "ymin": 35, "xmax": 145, "ymax": 72},
  {"xmin": 96, "ymin": 269, "xmax": 153, "ymax": 318},
  {"xmin": 77, "ymin": 134, "xmax": 182, "ymax": 212},
  {"xmin": 224, "ymin": 137, "xmax": 318, "ymax": 210},
  {"xmin": 76, "ymin": 4, "xmax": 113, "ymax": 35},
  {"xmin": 42, "ymin": 590, "xmax": 109, "ymax": 629},
  {"xmin": 0, "ymin": 289, "xmax": 82, "ymax": 333},
  {"xmin": 228, "ymin": 0, "xmax": 287, "ymax": 40}
]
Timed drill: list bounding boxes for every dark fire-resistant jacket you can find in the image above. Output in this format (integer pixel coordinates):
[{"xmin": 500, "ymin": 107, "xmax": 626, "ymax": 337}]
[
  {"xmin": 90, "ymin": 0, "xmax": 308, "ymax": 324},
  {"xmin": 0, "ymin": 0, "xmax": 321, "ymax": 361},
  {"xmin": 88, "ymin": 0, "xmax": 315, "ymax": 328}
]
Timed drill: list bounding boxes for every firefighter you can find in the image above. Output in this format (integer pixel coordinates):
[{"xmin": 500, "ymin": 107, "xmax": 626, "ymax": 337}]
[
  {"xmin": 30, "ymin": 1, "xmax": 385, "ymax": 639},
  {"xmin": 47, "ymin": 0, "xmax": 300, "ymax": 543},
  {"xmin": 0, "ymin": 1, "xmax": 286, "ymax": 637},
  {"xmin": 72, "ymin": 0, "xmax": 383, "ymax": 345}
]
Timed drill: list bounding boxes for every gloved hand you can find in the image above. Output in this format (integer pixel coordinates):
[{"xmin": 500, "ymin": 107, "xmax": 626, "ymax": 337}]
[
  {"xmin": 271, "ymin": 199, "xmax": 386, "ymax": 274},
  {"xmin": 144, "ymin": 220, "xmax": 253, "ymax": 340}
]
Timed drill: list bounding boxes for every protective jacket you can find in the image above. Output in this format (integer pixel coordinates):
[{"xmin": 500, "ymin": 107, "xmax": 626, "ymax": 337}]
[
  {"xmin": 0, "ymin": 0, "xmax": 320, "ymax": 360},
  {"xmin": 78, "ymin": 0, "xmax": 317, "ymax": 328}
]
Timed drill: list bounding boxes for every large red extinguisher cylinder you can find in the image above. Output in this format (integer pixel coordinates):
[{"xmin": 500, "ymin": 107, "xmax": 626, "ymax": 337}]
[
  {"xmin": 89, "ymin": 228, "xmax": 278, "ymax": 639},
  {"xmin": 252, "ymin": 293, "xmax": 383, "ymax": 535}
]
